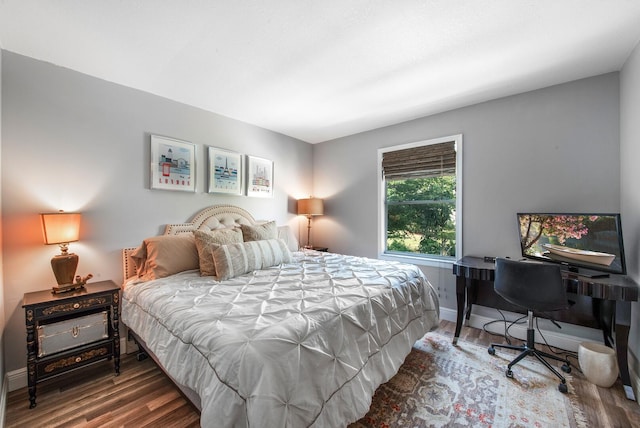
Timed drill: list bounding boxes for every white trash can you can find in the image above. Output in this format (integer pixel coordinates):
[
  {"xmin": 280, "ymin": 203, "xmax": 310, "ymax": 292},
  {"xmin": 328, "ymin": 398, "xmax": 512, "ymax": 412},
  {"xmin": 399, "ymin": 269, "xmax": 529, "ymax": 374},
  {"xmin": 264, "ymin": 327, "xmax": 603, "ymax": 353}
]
[{"xmin": 578, "ymin": 341, "xmax": 618, "ymax": 388}]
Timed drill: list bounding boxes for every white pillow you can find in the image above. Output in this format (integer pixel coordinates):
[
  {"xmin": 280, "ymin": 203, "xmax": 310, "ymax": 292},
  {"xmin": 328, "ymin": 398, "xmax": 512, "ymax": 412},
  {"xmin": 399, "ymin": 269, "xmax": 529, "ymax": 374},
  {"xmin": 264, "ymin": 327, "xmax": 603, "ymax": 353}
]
[{"xmin": 277, "ymin": 225, "xmax": 299, "ymax": 252}]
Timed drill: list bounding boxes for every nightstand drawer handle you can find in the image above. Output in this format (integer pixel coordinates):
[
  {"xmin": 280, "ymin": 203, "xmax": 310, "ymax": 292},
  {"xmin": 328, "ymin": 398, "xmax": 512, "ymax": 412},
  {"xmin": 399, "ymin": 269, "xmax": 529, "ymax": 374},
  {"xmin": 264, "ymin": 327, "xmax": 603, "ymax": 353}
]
[
  {"xmin": 75, "ymin": 357, "xmax": 82, "ymax": 363},
  {"xmin": 73, "ymin": 303, "xmax": 80, "ymax": 309},
  {"xmin": 72, "ymin": 326, "xmax": 79, "ymax": 338}
]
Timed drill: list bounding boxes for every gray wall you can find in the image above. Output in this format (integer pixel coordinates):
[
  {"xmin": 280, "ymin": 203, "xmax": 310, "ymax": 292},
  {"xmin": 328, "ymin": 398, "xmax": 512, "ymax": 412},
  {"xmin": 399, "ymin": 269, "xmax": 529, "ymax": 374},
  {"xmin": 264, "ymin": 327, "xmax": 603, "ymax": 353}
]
[
  {"xmin": 313, "ymin": 73, "xmax": 621, "ymax": 310},
  {"xmin": 1, "ymin": 51, "xmax": 313, "ymax": 373},
  {"xmin": 620, "ymin": 40, "xmax": 640, "ymax": 388}
]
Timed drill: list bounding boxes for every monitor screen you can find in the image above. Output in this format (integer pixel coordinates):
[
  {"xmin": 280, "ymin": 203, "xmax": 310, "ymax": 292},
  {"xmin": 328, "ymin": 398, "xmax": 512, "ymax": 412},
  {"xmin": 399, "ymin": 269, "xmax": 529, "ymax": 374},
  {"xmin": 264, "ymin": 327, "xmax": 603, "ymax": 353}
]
[{"xmin": 517, "ymin": 213, "xmax": 626, "ymax": 276}]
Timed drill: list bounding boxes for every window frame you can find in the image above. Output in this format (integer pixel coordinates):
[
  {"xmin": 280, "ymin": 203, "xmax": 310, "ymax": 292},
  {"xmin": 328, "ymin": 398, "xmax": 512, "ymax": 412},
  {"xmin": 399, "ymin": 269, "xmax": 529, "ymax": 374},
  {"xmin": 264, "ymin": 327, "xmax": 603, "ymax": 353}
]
[{"xmin": 377, "ymin": 134, "xmax": 463, "ymax": 266}]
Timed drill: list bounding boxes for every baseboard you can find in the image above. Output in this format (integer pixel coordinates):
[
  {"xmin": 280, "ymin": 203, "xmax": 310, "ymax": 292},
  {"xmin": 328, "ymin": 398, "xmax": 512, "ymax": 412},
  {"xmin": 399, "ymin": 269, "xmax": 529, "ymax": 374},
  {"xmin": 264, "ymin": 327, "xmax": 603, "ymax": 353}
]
[
  {"xmin": 7, "ymin": 367, "xmax": 26, "ymax": 392},
  {"xmin": 1, "ymin": 373, "xmax": 8, "ymax": 427},
  {"xmin": 439, "ymin": 307, "xmax": 591, "ymax": 353},
  {"xmin": 6, "ymin": 337, "xmax": 129, "ymax": 393}
]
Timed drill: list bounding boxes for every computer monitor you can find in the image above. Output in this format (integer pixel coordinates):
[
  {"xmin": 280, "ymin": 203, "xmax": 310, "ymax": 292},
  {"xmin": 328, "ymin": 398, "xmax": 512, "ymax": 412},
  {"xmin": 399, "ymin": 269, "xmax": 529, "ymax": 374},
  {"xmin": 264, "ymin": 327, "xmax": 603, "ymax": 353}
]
[{"xmin": 517, "ymin": 213, "xmax": 626, "ymax": 277}]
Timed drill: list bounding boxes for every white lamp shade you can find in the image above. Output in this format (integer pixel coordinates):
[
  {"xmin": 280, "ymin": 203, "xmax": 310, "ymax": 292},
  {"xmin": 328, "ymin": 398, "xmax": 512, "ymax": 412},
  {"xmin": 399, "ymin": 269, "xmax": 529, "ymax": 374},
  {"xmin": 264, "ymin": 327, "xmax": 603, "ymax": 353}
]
[
  {"xmin": 41, "ymin": 212, "xmax": 81, "ymax": 245},
  {"xmin": 297, "ymin": 198, "xmax": 324, "ymax": 216}
]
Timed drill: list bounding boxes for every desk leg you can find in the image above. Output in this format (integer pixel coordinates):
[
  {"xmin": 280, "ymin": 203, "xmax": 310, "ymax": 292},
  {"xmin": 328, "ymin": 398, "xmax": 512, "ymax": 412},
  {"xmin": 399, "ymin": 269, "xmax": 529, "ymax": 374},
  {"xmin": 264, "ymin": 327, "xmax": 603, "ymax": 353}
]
[
  {"xmin": 615, "ymin": 323, "xmax": 636, "ymax": 401},
  {"xmin": 466, "ymin": 278, "xmax": 477, "ymax": 322},
  {"xmin": 594, "ymin": 299, "xmax": 635, "ymax": 400},
  {"xmin": 593, "ymin": 298, "xmax": 614, "ymax": 347},
  {"xmin": 453, "ymin": 276, "xmax": 467, "ymax": 345},
  {"xmin": 613, "ymin": 301, "xmax": 636, "ymax": 401}
]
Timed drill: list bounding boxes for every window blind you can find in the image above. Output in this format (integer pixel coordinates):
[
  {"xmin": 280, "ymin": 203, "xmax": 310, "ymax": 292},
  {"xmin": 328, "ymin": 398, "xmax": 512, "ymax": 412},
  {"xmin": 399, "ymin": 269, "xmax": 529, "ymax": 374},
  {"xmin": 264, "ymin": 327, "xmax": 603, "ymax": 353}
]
[{"xmin": 382, "ymin": 141, "xmax": 456, "ymax": 180}]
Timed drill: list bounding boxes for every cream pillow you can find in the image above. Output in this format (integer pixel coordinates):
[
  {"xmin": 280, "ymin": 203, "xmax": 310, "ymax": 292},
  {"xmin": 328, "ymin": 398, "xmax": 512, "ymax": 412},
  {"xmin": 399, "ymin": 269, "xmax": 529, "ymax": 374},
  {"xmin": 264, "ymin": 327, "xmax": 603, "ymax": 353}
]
[
  {"xmin": 212, "ymin": 239, "xmax": 292, "ymax": 281},
  {"xmin": 193, "ymin": 229, "xmax": 243, "ymax": 276},
  {"xmin": 136, "ymin": 234, "xmax": 199, "ymax": 281},
  {"xmin": 241, "ymin": 221, "xmax": 277, "ymax": 242}
]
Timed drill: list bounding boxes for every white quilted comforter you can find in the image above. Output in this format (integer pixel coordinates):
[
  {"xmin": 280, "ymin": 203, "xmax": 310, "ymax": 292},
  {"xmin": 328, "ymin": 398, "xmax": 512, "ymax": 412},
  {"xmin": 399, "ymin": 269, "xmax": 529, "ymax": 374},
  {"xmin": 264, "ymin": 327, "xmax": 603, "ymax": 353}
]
[{"xmin": 122, "ymin": 251, "xmax": 439, "ymax": 428}]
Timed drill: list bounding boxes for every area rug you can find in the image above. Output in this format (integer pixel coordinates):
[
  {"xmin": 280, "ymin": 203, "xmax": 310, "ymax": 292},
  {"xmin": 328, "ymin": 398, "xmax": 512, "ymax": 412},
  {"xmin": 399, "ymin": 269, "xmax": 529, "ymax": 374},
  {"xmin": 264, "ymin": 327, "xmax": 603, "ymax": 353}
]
[{"xmin": 350, "ymin": 332, "xmax": 589, "ymax": 428}]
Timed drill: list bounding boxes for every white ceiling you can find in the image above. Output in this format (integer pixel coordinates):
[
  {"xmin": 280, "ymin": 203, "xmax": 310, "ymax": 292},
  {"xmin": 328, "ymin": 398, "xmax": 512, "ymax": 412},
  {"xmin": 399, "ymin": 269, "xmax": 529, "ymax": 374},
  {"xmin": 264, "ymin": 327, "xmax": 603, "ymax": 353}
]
[{"xmin": 1, "ymin": 1, "xmax": 640, "ymax": 144}]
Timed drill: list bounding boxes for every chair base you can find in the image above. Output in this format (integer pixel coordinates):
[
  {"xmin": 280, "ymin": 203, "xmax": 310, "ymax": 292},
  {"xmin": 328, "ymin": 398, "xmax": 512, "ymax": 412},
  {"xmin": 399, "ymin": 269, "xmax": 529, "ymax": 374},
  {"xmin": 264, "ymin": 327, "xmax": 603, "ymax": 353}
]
[{"xmin": 488, "ymin": 312, "xmax": 572, "ymax": 393}]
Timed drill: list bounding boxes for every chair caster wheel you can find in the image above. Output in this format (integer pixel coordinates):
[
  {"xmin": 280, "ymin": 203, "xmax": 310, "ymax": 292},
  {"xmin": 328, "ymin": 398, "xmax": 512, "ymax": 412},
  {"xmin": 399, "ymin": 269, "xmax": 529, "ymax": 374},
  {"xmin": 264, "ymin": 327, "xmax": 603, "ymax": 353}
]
[
  {"xmin": 559, "ymin": 382, "xmax": 568, "ymax": 393},
  {"xmin": 488, "ymin": 347, "xmax": 495, "ymax": 355},
  {"xmin": 561, "ymin": 363, "xmax": 571, "ymax": 373},
  {"xmin": 506, "ymin": 369, "xmax": 513, "ymax": 378}
]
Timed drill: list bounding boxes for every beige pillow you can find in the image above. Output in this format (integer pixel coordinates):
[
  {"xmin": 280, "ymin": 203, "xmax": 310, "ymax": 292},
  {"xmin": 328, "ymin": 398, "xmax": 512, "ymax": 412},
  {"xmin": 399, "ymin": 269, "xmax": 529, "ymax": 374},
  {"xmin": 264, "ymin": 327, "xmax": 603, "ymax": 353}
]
[
  {"xmin": 136, "ymin": 234, "xmax": 199, "ymax": 281},
  {"xmin": 130, "ymin": 244, "xmax": 148, "ymax": 277},
  {"xmin": 241, "ymin": 221, "xmax": 277, "ymax": 242},
  {"xmin": 212, "ymin": 239, "xmax": 292, "ymax": 281},
  {"xmin": 193, "ymin": 229, "xmax": 243, "ymax": 276}
]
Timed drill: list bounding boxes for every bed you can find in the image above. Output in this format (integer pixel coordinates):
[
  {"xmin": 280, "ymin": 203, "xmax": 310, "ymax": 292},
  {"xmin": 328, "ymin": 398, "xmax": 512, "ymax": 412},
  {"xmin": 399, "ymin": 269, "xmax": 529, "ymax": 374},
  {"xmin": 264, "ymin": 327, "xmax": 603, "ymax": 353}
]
[{"xmin": 121, "ymin": 205, "xmax": 440, "ymax": 427}]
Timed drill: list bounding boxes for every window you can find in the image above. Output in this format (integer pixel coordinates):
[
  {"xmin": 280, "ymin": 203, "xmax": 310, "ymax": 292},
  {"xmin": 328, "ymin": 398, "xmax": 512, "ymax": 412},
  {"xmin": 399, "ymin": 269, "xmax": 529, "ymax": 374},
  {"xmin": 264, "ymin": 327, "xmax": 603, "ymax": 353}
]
[{"xmin": 378, "ymin": 134, "xmax": 462, "ymax": 261}]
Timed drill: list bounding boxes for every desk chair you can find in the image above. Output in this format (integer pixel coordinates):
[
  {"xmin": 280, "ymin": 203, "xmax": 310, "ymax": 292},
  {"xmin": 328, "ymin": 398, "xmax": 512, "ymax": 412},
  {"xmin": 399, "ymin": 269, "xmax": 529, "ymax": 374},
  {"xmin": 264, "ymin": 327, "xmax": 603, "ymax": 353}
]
[{"xmin": 488, "ymin": 258, "xmax": 572, "ymax": 393}]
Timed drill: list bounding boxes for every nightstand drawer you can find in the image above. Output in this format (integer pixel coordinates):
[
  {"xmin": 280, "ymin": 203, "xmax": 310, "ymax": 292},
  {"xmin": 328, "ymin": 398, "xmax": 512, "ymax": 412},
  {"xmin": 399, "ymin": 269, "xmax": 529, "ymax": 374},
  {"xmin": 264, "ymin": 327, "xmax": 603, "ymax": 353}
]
[
  {"xmin": 34, "ymin": 293, "xmax": 113, "ymax": 319},
  {"xmin": 36, "ymin": 341, "xmax": 114, "ymax": 380},
  {"xmin": 37, "ymin": 310, "xmax": 108, "ymax": 357}
]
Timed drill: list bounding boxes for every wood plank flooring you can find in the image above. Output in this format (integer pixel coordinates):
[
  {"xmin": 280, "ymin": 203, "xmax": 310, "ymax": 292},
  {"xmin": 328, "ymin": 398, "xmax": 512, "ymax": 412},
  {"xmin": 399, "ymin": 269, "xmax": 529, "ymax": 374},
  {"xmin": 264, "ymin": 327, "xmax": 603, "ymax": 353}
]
[{"xmin": 5, "ymin": 320, "xmax": 640, "ymax": 427}]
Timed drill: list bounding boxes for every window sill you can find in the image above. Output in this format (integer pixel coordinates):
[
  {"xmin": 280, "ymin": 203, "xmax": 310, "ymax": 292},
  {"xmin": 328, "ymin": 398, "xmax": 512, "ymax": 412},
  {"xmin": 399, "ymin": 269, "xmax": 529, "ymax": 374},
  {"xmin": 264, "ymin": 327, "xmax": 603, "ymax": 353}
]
[{"xmin": 378, "ymin": 252, "xmax": 455, "ymax": 269}]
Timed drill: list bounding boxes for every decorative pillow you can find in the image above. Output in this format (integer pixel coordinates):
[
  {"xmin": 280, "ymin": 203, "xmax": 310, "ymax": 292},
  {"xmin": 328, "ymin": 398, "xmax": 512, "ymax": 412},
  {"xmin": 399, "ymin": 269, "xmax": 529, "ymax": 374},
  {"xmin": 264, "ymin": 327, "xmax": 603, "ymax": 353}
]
[
  {"xmin": 241, "ymin": 221, "xmax": 277, "ymax": 242},
  {"xmin": 193, "ymin": 228, "xmax": 243, "ymax": 276},
  {"xmin": 130, "ymin": 244, "xmax": 148, "ymax": 277},
  {"xmin": 135, "ymin": 234, "xmax": 199, "ymax": 281},
  {"xmin": 277, "ymin": 225, "xmax": 299, "ymax": 252},
  {"xmin": 212, "ymin": 239, "xmax": 292, "ymax": 281}
]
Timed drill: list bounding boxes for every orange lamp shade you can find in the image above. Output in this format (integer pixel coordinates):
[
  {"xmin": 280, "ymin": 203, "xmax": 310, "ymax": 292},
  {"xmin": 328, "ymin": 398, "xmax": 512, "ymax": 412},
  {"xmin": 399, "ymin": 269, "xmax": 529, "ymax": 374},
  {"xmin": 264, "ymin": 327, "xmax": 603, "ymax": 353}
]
[
  {"xmin": 297, "ymin": 198, "xmax": 324, "ymax": 216},
  {"xmin": 41, "ymin": 212, "xmax": 81, "ymax": 245}
]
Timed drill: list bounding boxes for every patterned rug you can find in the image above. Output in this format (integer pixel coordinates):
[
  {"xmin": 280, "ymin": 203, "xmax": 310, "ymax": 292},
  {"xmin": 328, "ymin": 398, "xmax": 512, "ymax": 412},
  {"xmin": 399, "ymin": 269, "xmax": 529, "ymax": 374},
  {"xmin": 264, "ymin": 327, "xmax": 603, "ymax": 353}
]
[{"xmin": 350, "ymin": 332, "xmax": 588, "ymax": 428}]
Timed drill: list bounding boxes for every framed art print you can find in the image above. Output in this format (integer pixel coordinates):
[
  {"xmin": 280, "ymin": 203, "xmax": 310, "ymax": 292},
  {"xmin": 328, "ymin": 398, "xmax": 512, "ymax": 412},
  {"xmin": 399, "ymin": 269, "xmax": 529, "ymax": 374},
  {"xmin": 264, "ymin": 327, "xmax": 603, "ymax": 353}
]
[
  {"xmin": 208, "ymin": 147, "xmax": 243, "ymax": 195},
  {"xmin": 246, "ymin": 155, "xmax": 273, "ymax": 198},
  {"xmin": 150, "ymin": 135, "xmax": 196, "ymax": 192}
]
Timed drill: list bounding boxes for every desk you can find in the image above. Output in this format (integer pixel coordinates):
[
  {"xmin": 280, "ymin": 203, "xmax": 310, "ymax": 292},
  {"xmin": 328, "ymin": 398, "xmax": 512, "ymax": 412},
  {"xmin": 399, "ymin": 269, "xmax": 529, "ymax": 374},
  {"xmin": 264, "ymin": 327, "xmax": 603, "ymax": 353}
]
[{"xmin": 452, "ymin": 256, "xmax": 639, "ymax": 400}]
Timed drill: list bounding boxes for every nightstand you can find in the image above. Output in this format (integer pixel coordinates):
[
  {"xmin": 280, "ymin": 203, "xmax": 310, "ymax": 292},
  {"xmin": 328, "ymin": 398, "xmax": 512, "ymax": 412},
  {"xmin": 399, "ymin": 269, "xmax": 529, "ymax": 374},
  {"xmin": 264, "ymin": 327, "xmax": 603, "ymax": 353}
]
[
  {"xmin": 22, "ymin": 280, "xmax": 120, "ymax": 408},
  {"xmin": 312, "ymin": 247, "xmax": 329, "ymax": 252}
]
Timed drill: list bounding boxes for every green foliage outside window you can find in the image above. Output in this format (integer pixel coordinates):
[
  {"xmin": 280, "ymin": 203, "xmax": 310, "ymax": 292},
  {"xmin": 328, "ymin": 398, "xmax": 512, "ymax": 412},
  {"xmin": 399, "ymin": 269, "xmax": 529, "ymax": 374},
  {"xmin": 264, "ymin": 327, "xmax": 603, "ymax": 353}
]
[{"xmin": 386, "ymin": 175, "xmax": 456, "ymax": 257}]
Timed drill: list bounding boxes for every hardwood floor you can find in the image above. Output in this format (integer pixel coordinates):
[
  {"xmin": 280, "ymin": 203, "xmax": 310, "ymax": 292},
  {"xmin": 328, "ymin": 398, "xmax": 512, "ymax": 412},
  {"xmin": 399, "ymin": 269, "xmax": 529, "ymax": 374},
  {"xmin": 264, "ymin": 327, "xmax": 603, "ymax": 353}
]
[
  {"xmin": 5, "ymin": 320, "xmax": 640, "ymax": 427},
  {"xmin": 5, "ymin": 353, "xmax": 199, "ymax": 428}
]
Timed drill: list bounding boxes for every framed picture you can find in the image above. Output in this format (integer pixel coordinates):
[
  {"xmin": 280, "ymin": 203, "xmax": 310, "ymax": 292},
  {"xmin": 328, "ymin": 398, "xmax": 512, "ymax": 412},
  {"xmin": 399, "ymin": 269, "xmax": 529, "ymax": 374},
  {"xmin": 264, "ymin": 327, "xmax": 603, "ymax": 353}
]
[
  {"xmin": 246, "ymin": 155, "xmax": 273, "ymax": 198},
  {"xmin": 208, "ymin": 147, "xmax": 243, "ymax": 195},
  {"xmin": 150, "ymin": 135, "xmax": 196, "ymax": 192}
]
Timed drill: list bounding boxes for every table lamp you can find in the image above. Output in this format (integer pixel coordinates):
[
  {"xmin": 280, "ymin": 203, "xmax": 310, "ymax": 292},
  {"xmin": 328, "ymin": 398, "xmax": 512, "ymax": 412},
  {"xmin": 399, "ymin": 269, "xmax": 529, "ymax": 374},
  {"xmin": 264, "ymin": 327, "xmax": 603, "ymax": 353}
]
[
  {"xmin": 41, "ymin": 211, "xmax": 82, "ymax": 293},
  {"xmin": 297, "ymin": 197, "xmax": 324, "ymax": 249}
]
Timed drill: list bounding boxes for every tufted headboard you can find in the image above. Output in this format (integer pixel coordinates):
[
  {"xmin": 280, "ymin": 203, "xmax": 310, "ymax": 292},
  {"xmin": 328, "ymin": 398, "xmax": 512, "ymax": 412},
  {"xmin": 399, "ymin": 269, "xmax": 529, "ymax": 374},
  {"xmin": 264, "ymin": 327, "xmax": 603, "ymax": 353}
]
[{"xmin": 122, "ymin": 205, "xmax": 257, "ymax": 281}]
